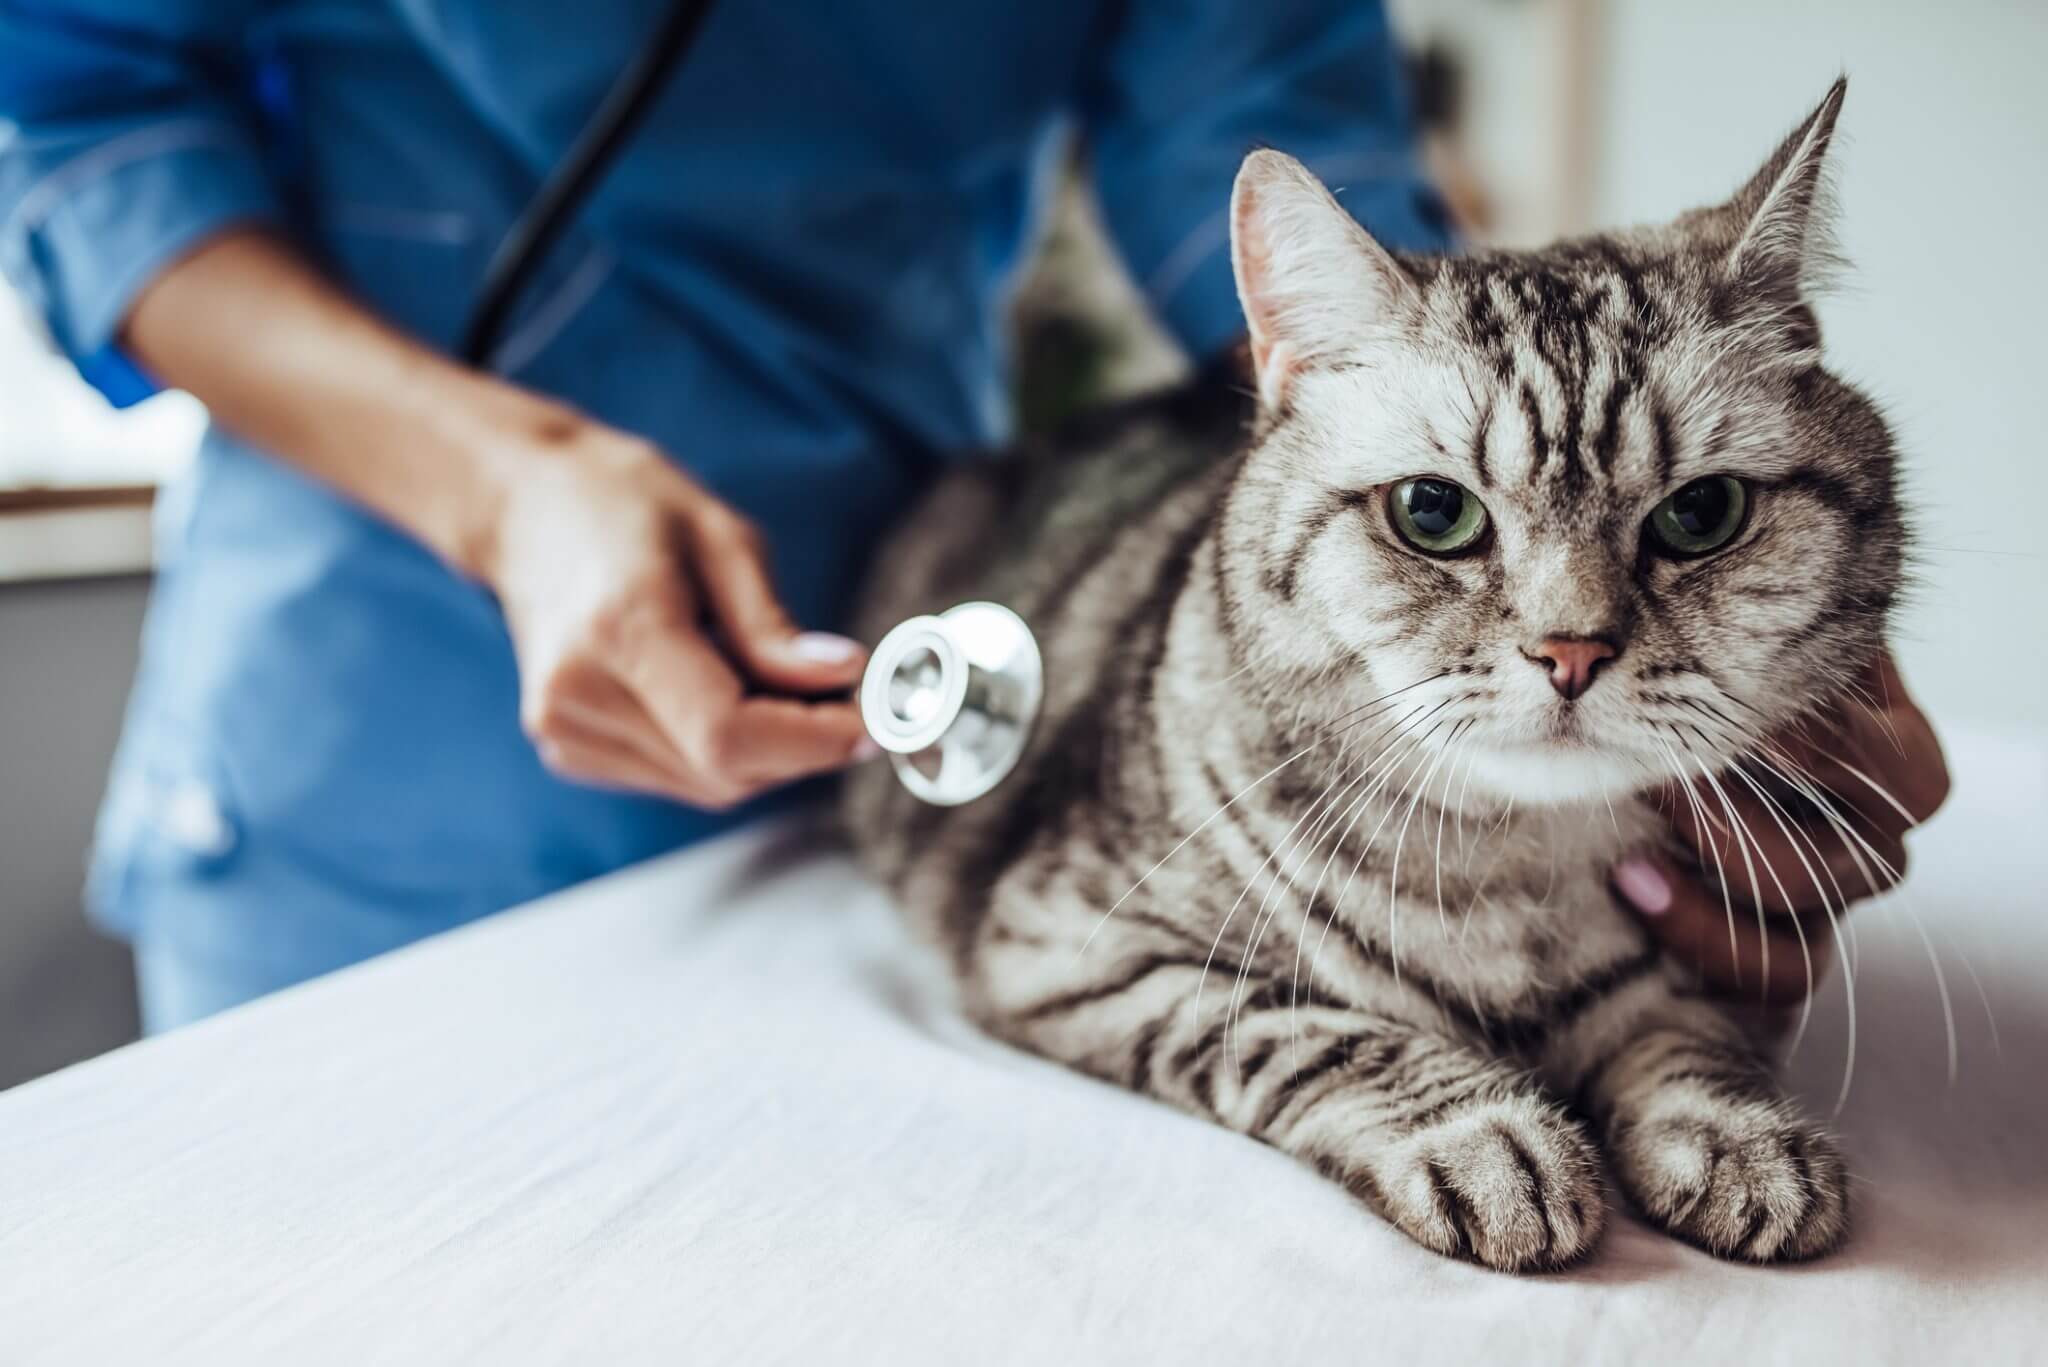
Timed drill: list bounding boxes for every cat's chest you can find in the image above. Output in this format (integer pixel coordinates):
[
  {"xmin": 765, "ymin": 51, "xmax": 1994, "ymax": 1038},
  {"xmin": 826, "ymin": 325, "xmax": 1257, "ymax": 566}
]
[{"xmin": 1322, "ymin": 797, "xmax": 1665, "ymax": 1014}]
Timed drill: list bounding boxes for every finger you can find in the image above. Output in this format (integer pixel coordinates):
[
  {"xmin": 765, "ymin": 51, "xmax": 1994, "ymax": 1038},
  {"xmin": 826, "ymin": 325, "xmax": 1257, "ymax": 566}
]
[
  {"xmin": 544, "ymin": 670, "xmax": 704, "ymax": 791},
  {"xmin": 1762, "ymin": 728, "xmax": 1916, "ymax": 848},
  {"xmin": 535, "ymin": 722, "xmax": 699, "ymax": 802},
  {"xmin": 519, "ymin": 653, "xmax": 703, "ymax": 789},
  {"xmin": 1838, "ymin": 651, "xmax": 1951, "ymax": 824},
  {"xmin": 1612, "ymin": 853, "xmax": 1835, "ymax": 1006},
  {"xmin": 1662, "ymin": 781, "xmax": 1906, "ymax": 914},
  {"xmin": 686, "ymin": 505, "xmax": 867, "ymax": 694},
  {"xmin": 1763, "ymin": 655, "xmax": 1947, "ymax": 834},
  {"xmin": 712, "ymin": 696, "xmax": 874, "ymax": 785},
  {"xmin": 623, "ymin": 624, "xmax": 872, "ymax": 800},
  {"xmin": 618, "ymin": 625, "xmax": 753, "ymax": 804},
  {"xmin": 1661, "ymin": 780, "xmax": 1799, "ymax": 902},
  {"xmin": 1772, "ymin": 807, "xmax": 1910, "ymax": 906}
]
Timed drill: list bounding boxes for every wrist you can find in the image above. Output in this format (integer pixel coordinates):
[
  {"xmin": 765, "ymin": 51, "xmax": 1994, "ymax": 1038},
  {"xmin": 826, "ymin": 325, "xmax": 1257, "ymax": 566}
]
[
  {"xmin": 439, "ymin": 380, "xmax": 667, "ymax": 588},
  {"xmin": 425, "ymin": 376, "xmax": 595, "ymax": 584}
]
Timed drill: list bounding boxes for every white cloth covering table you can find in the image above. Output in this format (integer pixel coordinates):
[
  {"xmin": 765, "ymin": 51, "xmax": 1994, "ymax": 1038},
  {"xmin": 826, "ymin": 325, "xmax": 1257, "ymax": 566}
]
[{"xmin": 2, "ymin": 727, "xmax": 2043, "ymax": 1365}]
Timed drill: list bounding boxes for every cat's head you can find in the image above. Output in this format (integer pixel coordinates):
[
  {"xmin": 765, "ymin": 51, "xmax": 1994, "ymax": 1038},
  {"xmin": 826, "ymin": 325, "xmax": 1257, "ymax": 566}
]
[{"xmin": 1221, "ymin": 79, "xmax": 1905, "ymax": 806}]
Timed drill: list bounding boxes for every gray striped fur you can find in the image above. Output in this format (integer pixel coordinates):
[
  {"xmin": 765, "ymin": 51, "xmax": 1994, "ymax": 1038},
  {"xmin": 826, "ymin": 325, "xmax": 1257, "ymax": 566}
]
[{"xmin": 846, "ymin": 83, "xmax": 1879, "ymax": 1270}]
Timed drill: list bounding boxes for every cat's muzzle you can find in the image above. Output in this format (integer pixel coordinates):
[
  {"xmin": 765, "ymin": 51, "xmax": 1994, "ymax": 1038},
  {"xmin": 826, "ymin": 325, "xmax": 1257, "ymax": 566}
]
[{"xmin": 859, "ymin": 601, "xmax": 1043, "ymax": 806}]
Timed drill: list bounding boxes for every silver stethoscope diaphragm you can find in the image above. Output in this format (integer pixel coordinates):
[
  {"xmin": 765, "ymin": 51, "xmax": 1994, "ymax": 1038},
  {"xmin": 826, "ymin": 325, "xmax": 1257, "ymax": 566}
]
[{"xmin": 859, "ymin": 601, "xmax": 1043, "ymax": 806}]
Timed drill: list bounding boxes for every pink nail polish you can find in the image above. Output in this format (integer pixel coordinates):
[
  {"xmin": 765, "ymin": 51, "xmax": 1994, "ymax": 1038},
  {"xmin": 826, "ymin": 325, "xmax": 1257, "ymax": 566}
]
[
  {"xmin": 1613, "ymin": 857, "xmax": 1673, "ymax": 916},
  {"xmin": 789, "ymin": 631, "xmax": 862, "ymax": 664}
]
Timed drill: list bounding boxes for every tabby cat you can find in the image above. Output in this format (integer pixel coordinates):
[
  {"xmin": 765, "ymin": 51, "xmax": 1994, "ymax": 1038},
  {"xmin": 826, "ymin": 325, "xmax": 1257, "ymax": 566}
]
[{"xmin": 846, "ymin": 81, "xmax": 1897, "ymax": 1271}]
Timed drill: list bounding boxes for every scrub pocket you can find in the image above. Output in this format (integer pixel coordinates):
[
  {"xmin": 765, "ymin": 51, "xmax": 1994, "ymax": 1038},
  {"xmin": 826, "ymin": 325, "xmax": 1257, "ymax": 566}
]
[{"xmin": 85, "ymin": 711, "xmax": 243, "ymax": 948}]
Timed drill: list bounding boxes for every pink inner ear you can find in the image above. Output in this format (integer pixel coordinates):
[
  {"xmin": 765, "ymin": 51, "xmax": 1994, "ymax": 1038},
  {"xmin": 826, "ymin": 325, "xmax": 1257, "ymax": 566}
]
[
  {"xmin": 1233, "ymin": 184, "xmax": 1277, "ymax": 344},
  {"xmin": 1232, "ymin": 182, "xmax": 1295, "ymax": 407}
]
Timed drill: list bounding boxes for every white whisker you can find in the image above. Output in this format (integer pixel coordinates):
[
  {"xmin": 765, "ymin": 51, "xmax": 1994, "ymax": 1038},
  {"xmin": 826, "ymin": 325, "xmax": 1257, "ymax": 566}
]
[
  {"xmin": 1301, "ymin": 707, "xmax": 1452, "ymax": 1004},
  {"xmin": 1075, "ymin": 744, "xmax": 1313, "ymax": 961},
  {"xmin": 1432, "ymin": 720, "xmax": 1475, "ymax": 940},
  {"xmin": 1749, "ymin": 743, "xmax": 1959, "ymax": 1090},
  {"xmin": 1716, "ymin": 753, "xmax": 1841, "ymax": 1067},
  {"xmin": 1674, "ymin": 725, "xmax": 1774, "ymax": 996},
  {"xmin": 1652, "ymin": 730, "xmax": 1740, "ymax": 980}
]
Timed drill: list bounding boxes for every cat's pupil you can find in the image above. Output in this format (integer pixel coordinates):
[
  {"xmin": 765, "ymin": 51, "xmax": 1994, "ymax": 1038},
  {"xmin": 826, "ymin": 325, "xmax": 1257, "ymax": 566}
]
[
  {"xmin": 1669, "ymin": 478, "xmax": 1730, "ymax": 536},
  {"xmin": 1406, "ymin": 480, "xmax": 1464, "ymax": 537}
]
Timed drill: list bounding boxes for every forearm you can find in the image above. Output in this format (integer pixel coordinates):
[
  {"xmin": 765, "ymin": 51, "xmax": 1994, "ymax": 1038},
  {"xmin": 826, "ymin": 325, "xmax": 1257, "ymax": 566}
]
[
  {"xmin": 119, "ymin": 228, "xmax": 567, "ymax": 579},
  {"xmin": 120, "ymin": 226, "xmax": 870, "ymax": 799}
]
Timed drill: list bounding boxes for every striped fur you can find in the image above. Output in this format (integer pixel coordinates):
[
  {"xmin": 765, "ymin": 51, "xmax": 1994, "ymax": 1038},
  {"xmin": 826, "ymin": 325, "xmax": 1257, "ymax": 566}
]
[{"xmin": 846, "ymin": 83, "xmax": 1878, "ymax": 1271}]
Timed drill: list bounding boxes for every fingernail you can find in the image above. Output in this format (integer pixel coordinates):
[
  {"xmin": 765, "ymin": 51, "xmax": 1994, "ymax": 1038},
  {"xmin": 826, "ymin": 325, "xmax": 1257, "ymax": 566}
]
[
  {"xmin": 851, "ymin": 735, "xmax": 883, "ymax": 763},
  {"xmin": 787, "ymin": 631, "xmax": 863, "ymax": 664},
  {"xmin": 1613, "ymin": 857, "xmax": 1673, "ymax": 916}
]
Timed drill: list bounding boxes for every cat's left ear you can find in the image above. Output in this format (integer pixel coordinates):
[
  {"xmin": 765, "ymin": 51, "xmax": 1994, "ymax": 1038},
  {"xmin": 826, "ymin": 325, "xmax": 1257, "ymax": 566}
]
[
  {"xmin": 1230, "ymin": 150, "xmax": 1415, "ymax": 410},
  {"xmin": 1721, "ymin": 77, "xmax": 1848, "ymax": 316}
]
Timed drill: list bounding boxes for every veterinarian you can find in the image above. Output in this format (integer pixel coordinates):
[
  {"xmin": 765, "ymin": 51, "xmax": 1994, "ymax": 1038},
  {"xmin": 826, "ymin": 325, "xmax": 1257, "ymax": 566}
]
[{"xmin": 0, "ymin": 2, "xmax": 1943, "ymax": 1030}]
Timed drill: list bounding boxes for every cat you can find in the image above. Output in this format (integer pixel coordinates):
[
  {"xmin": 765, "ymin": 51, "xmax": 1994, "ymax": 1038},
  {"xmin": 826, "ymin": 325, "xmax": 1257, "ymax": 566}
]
[{"xmin": 845, "ymin": 79, "xmax": 1898, "ymax": 1271}]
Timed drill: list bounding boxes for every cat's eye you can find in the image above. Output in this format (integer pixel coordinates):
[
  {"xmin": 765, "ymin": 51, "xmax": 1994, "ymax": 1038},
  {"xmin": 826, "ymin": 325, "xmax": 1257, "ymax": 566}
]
[
  {"xmin": 1647, "ymin": 476, "xmax": 1749, "ymax": 558},
  {"xmin": 1388, "ymin": 477, "xmax": 1490, "ymax": 556}
]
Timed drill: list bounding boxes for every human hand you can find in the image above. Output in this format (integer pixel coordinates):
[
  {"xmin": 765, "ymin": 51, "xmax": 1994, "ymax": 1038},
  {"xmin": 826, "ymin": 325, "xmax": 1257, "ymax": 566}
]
[
  {"xmin": 1611, "ymin": 653, "xmax": 1950, "ymax": 1005},
  {"xmin": 116, "ymin": 229, "xmax": 872, "ymax": 808},
  {"xmin": 478, "ymin": 417, "xmax": 874, "ymax": 808}
]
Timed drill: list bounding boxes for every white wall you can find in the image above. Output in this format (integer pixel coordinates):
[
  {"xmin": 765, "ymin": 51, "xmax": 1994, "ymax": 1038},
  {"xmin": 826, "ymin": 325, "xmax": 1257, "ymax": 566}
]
[
  {"xmin": 1592, "ymin": 0, "xmax": 2048, "ymax": 727},
  {"xmin": 0, "ymin": 291, "xmax": 201, "ymax": 492},
  {"xmin": 1391, "ymin": 0, "xmax": 1592, "ymax": 246}
]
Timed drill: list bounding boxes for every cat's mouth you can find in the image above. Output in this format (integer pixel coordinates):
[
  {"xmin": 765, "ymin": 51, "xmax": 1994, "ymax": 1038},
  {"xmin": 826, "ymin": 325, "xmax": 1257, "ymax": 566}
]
[
  {"xmin": 1483, "ymin": 704, "xmax": 1601, "ymax": 751},
  {"xmin": 1540, "ymin": 709, "xmax": 1594, "ymax": 745}
]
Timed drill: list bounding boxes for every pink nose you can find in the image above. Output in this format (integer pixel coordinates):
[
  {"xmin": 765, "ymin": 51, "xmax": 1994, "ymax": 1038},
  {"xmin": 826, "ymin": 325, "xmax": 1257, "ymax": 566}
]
[{"xmin": 1527, "ymin": 636, "xmax": 1618, "ymax": 701}]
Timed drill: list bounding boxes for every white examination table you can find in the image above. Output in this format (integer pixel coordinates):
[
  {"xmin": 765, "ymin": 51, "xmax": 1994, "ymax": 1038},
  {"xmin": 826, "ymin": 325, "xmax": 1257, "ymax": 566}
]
[{"xmin": 2, "ymin": 728, "xmax": 2043, "ymax": 1365}]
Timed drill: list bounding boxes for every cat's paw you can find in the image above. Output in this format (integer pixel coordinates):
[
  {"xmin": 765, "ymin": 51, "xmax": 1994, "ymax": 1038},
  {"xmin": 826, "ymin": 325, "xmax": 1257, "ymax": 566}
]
[
  {"xmin": 1609, "ymin": 1103, "xmax": 1849, "ymax": 1261},
  {"xmin": 1366, "ymin": 1095, "xmax": 1606, "ymax": 1272}
]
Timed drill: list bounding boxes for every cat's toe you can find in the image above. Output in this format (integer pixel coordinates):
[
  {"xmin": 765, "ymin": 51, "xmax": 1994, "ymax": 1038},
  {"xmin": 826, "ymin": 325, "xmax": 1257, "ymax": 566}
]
[
  {"xmin": 1372, "ymin": 1095, "xmax": 1606, "ymax": 1273},
  {"xmin": 1612, "ymin": 1107, "xmax": 1848, "ymax": 1262}
]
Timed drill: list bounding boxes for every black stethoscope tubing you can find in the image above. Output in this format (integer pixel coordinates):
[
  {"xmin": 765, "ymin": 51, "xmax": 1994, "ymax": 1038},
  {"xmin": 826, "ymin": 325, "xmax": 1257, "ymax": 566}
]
[{"xmin": 458, "ymin": 0, "xmax": 717, "ymax": 367}]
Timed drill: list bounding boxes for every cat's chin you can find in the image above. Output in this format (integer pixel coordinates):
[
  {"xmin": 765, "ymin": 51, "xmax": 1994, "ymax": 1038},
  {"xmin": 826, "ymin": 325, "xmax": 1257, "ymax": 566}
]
[{"xmin": 1461, "ymin": 740, "xmax": 1650, "ymax": 808}]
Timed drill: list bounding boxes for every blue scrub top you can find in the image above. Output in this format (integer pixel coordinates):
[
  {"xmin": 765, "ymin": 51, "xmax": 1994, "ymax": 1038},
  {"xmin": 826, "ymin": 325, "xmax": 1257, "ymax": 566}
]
[{"xmin": 0, "ymin": 0, "xmax": 1448, "ymax": 981}]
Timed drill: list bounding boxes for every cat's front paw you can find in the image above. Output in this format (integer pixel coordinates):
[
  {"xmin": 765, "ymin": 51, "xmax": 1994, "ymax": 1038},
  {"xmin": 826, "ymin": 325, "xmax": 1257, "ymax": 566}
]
[
  {"xmin": 1609, "ymin": 1103, "xmax": 1848, "ymax": 1261},
  {"xmin": 1367, "ymin": 1095, "xmax": 1606, "ymax": 1272}
]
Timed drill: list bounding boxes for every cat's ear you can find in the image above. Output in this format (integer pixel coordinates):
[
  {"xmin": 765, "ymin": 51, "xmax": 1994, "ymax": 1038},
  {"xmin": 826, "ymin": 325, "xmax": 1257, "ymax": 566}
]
[
  {"xmin": 1721, "ymin": 78, "xmax": 1847, "ymax": 312},
  {"xmin": 1230, "ymin": 150, "xmax": 1413, "ymax": 410}
]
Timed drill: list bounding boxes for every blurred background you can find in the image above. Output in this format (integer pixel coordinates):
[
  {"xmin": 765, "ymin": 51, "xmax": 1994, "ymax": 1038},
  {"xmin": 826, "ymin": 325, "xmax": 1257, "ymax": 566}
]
[{"xmin": 3, "ymin": 0, "xmax": 2042, "ymax": 1089}]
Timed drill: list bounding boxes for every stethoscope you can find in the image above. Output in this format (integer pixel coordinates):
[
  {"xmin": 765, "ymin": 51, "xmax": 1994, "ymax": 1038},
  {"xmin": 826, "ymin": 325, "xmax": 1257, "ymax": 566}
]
[
  {"xmin": 461, "ymin": 0, "xmax": 1042, "ymax": 806},
  {"xmin": 856, "ymin": 603, "xmax": 1043, "ymax": 805}
]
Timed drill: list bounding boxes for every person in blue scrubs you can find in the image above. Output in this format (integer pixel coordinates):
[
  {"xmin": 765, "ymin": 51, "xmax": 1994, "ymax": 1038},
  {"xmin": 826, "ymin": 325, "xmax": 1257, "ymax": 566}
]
[{"xmin": 0, "ymin": 2, "xmax": 1452, "ymax": 1030}]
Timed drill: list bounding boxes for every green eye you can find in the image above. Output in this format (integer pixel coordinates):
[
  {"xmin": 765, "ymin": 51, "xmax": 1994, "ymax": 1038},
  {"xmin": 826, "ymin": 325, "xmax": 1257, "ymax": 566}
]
[
  {"xmin": 1388, "ymin": 477, "xmax": 1489, "ymax": 556},
  {"xmin": 1648, "ymin": 476, "xmax": 1749, "ymax": 557}
]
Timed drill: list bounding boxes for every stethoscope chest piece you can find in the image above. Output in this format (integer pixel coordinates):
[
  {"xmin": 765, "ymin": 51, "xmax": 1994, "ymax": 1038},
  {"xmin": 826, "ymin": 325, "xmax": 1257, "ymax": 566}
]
[{"xmin": 859, "ymin": 601, "xmax": 1042, "ymax": 806}]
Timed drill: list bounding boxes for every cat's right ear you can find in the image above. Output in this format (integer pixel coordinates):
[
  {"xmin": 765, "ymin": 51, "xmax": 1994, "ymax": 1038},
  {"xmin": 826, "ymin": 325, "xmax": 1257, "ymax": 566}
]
[
  {"xmin": 1690, "ymin": 78, "xmax": 1847, "ymax": 361},
  {"xmin": 1724, "ymin": 77, "xmax": 1846, "ymax": 301},
  {"xmin": 1230, "ymin": 150, "xmax": 1413, "ymax": 410}
]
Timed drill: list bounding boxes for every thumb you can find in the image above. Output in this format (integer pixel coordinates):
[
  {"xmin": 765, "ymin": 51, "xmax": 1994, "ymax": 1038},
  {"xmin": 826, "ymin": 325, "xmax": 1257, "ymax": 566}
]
[
  {"xmin": 1611, "ymin": 851, "xmax": 1834, "ymax": 1006},
  {"xmin": 689, "ymin": 508, "xmax": 866, "ymax": 694}
]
